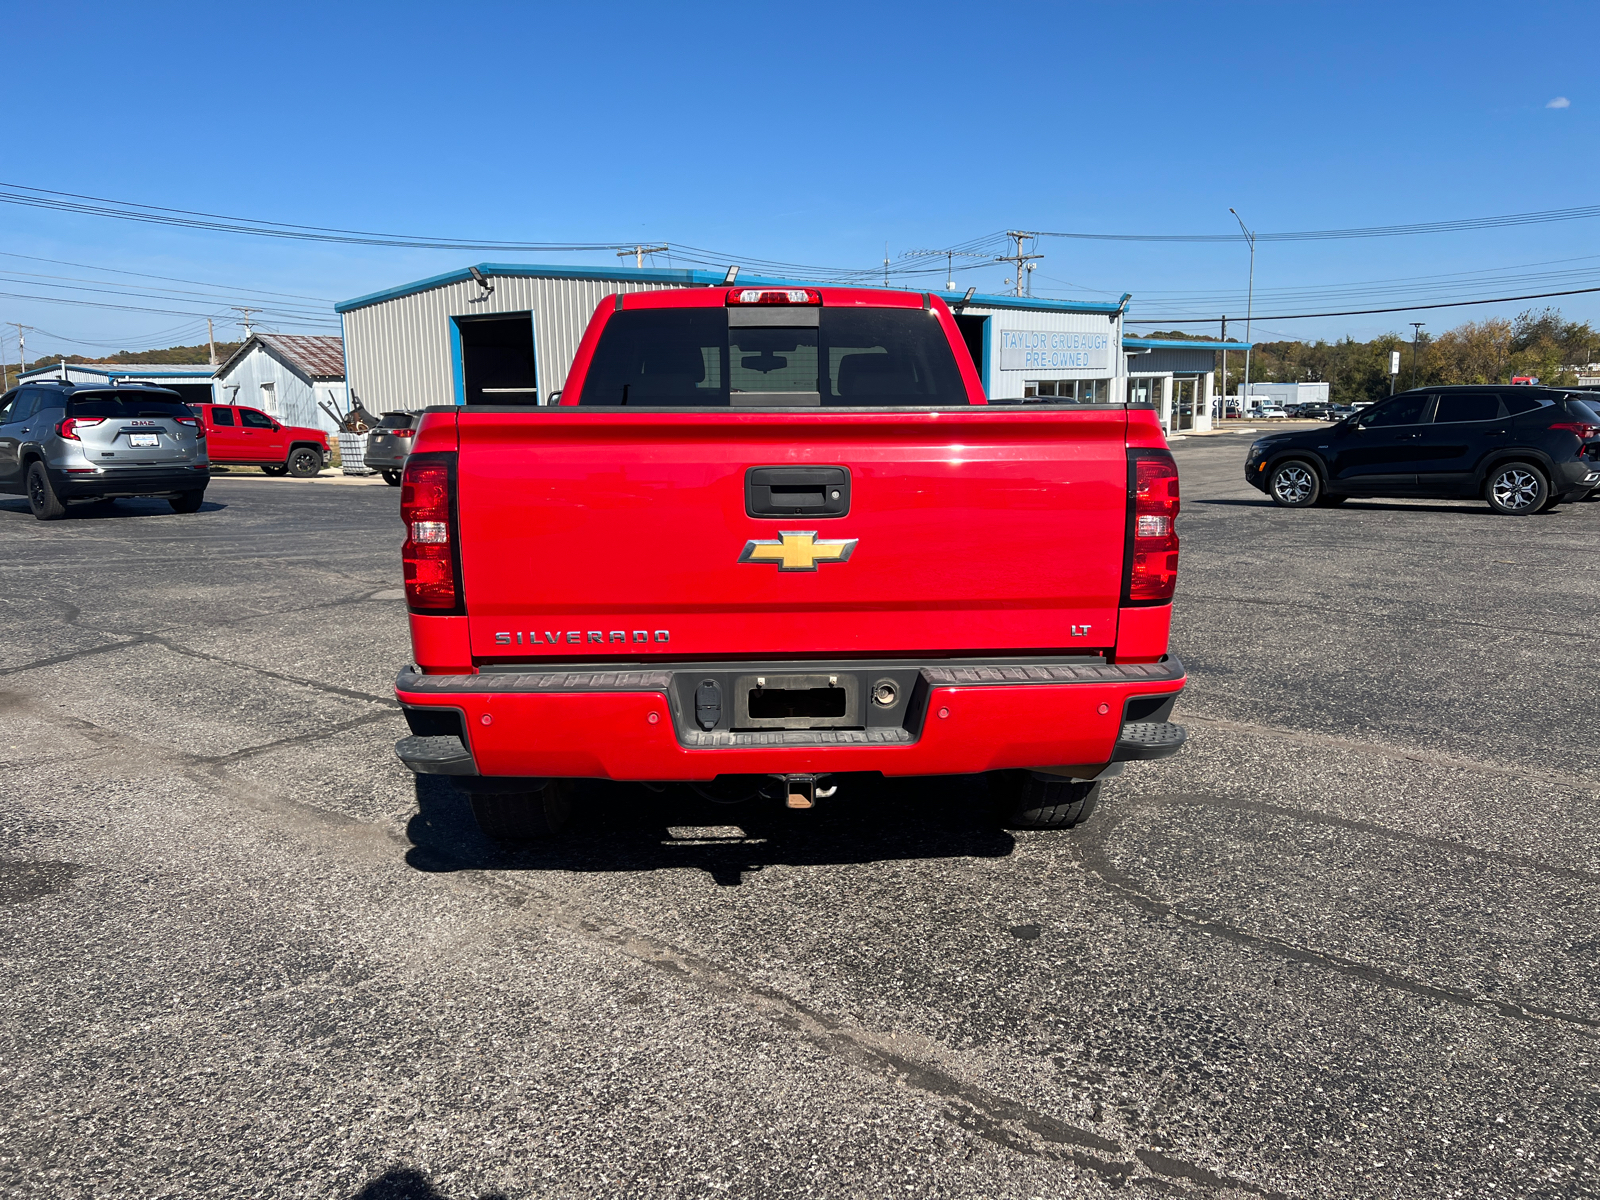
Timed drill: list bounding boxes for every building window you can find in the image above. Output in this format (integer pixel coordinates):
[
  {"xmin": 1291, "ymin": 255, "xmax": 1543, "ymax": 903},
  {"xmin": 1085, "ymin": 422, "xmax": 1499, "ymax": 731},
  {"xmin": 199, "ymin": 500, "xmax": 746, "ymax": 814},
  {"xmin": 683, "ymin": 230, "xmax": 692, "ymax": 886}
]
[
  {"xmin": 258, "ymin": 380, "xmax": 278, "ymax": 416},
  {"xmin": 1023, "ymin": 379, "xmax": 1111, "ymax": 402}
]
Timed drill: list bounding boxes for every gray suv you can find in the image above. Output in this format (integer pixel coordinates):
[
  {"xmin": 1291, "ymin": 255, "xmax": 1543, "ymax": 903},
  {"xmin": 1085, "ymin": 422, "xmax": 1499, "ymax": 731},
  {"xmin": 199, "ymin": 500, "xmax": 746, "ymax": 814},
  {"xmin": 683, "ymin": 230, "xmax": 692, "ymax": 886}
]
[{"xmin": 0, "ymin": 382, "xmax": 210, "ymax": 520}]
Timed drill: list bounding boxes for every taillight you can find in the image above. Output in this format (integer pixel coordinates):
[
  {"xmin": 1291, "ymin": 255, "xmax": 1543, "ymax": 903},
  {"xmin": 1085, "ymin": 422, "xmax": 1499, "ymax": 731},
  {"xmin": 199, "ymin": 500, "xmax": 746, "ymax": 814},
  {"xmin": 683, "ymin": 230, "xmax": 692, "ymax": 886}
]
[
  {"xmin": 394, "ymin": 428, "xmax": 415, "ymax": 438},
  {"xmin": 726, "ymin": 287, "xmax": 820, "ymax": 306},
  {"xmin": 1126, "ymin": 453, "xmax": 1180, "ymax": 604},
  {"xmin": 1549, "ymin": 421, "xmax": 1600, "ymax": 441},
  {"xmin": 401, "ymin": 453, "xmax": 459, "ymax": 610},
  {"xmin": 175, "ymin": 416, "xmax": 205, "ymax": 437},
  {"xmin": 57, "ymin": 417, "xmax": 105, "ymax": 441}
]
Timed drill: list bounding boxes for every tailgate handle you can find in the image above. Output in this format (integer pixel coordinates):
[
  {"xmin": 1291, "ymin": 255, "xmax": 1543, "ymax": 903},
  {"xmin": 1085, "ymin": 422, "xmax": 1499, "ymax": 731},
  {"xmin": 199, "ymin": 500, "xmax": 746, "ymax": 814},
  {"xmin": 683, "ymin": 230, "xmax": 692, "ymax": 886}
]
[{"xmin": 746, "ymin": 466, "xmax": 850, "ymax": 518}]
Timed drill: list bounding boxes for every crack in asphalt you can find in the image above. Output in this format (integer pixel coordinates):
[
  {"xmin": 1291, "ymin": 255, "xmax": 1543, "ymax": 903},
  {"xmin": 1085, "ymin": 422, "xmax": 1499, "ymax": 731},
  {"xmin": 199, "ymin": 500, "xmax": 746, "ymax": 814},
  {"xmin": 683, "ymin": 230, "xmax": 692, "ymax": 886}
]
[
  {"xmin": 1123, "ymin": 792, "xmax": 1600, "ymax": 885},
  {"xmin": 1070, "ymin": 804, "xmax": 1600, "ymax": 1039},
  {"xmin": 1182, "ymin": 712, "xmax": 1600, "ymax": 796},
  {"xmin": 439, "ymin": 865, "xmax": 1296, "ymax": 1200}
]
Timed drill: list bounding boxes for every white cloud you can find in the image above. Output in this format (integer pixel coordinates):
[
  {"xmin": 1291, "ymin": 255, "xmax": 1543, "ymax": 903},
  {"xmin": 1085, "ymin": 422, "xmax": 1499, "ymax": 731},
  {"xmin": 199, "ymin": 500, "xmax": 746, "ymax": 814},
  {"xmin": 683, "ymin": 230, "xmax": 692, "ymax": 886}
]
[{"xmin": 1547, "ymin": 96, "xmax": 1571, "ymax": 108}]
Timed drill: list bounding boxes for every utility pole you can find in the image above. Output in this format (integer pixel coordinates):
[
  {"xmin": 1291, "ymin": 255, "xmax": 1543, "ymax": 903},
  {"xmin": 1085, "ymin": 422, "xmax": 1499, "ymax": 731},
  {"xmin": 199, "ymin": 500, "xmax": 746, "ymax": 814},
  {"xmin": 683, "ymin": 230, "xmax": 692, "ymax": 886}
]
[
  {"xmin": 994, "ymin": 231, "xmax": 1043, "ymax": 298},
  {"xmin": 10, "ymin": 323, "xmax": 27, "ymax": 383},
  {"xmin": 1229, "ymin": 209, "xmax": 1256, "ymax": 415},
  {"xmin": 1219, "ymin": 315, "xmax": 1228, "ymax": 421},
  {"xmin": 884, "ymin": 242, "xmax": 891, "ymax": 289},
  {"xmin": 207, "ymin": 317, "xmax": 217, "ymax": 366},
  {"xmin": 1409, "ymin": 322, "xmax": 1425, "ymax": 390},
  {"xmin": 232, "ymin": 306, "xmax": 258, "ymax": 338},
  {"xmin": 616, "ymin": 245, "xmax": 667, "ymax": 268}
]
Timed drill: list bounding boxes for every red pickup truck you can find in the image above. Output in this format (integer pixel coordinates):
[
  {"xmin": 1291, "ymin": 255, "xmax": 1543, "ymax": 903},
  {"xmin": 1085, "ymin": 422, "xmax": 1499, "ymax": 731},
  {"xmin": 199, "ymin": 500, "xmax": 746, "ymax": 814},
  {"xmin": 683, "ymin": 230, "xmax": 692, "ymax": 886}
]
[
  {"xmin": 194, "ymin": 403, "xmax": 331, "ymax": 476},
  {"xmin": 393, "ymin": 285, "xmax": 1185, "ymax": 839}
]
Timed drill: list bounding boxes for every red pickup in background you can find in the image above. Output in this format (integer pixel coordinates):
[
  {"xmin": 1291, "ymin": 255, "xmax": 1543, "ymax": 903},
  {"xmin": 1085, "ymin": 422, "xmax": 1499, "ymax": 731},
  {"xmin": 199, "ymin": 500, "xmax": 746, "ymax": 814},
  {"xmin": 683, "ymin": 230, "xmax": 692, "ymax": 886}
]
[{"xmin": 195, "ymin": 403, "xmax": 331, "ymax": 477}]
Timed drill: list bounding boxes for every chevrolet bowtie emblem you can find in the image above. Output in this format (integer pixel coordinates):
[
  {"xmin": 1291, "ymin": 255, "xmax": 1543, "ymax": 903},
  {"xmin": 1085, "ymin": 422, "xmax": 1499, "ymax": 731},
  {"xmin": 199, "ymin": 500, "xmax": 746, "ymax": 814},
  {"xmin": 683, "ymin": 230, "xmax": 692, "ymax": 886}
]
[{"xmin": 738, "ymin": 530, "xmax": 858, "ymax": 572}]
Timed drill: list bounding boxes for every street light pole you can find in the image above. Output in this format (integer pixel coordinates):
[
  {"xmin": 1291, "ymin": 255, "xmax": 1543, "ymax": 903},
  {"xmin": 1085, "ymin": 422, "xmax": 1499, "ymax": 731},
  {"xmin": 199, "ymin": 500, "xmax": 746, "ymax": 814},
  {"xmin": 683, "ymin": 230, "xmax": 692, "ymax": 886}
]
[
  {"xmin": 1230, "ymin": 208, "xmax": 1255, "ymax": 418},
  {"xmin": 1410, "ymin": 322, "xmax": 1425, "ymax": 390}
]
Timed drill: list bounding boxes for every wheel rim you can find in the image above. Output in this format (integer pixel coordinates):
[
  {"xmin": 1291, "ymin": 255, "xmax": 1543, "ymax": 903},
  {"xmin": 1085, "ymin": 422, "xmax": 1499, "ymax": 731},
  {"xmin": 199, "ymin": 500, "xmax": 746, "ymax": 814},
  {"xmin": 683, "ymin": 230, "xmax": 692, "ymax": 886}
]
[
  {"xmin": 292, "ymin": 451, "xmax": 314, "ymax": 472},
  {"xmin": 1492, "ymin": 468, "xmax": 1540, "ymax": 510},
  {"xmin": 28, "ymin": 472, "xmax": 45, "ymax": 510},
  {"xmin": 1272, "ymin": 465, "xmax": 1314, "ymax": 504}
]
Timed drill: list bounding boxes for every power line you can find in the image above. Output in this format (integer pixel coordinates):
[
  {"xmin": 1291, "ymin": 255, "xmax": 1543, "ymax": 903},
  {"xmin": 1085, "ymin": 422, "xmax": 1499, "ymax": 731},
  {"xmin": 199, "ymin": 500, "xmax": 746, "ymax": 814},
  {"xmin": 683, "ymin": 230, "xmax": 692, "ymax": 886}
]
[
  {"xmin": 0, "ymin": 249, "xmax": 336, "ymax": 302},
  {"xmin": 0, "ymin": 181, "xmax": 654, "ymax": 253},
  {"xmin": 0, "ymin": 288, "xmax": 337, "ymax": 326},
  {"xmin": 1125, "ymin": 284, "xmax": 1600, "ymax": 324},
  {"xmin": 1037, "ymin": 202, "xmax": 1600, "ymax": 243}
]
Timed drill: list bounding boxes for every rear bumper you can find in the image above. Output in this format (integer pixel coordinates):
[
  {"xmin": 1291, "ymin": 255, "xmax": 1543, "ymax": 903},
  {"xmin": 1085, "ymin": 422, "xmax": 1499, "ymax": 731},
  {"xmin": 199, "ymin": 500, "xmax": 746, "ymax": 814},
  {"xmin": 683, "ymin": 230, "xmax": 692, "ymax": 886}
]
[
  {"xmin": 394, "ymin": 656, "xmax": 1186, "ymax": 782},
  {"xmin": 52, "ymin": 465, "xmax": 209, "ymax": 498},
  {"xmin": 362, "ymin": 447, "xmax": 409, "ymax": 470}
]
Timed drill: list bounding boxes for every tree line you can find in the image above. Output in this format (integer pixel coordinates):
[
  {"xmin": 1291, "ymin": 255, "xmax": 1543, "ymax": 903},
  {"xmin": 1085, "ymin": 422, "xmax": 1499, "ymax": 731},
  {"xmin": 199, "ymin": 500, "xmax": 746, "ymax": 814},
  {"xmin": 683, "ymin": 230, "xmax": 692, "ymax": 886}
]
[{"xmin": 1148, "ymin": 308, "xmax": 1599, "ymax": 404}]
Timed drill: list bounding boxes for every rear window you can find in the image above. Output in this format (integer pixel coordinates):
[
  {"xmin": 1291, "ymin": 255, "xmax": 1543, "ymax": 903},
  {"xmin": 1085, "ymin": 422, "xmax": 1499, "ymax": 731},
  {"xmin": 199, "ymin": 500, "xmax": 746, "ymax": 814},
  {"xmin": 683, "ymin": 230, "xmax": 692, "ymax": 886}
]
[
  {"xmin": 1502, "ymin": 393, "xmax": 1549, "ymax": 416},
  {"xmin": 68, "ymin": 394, "xmax": 194, "ymax": 420},
  {"xmin": 379, "ymin": 412, "xmax": 416, "ymax": 428},
  {"xmin": 576, "ymin": 307, "xmax": 969, "ymax": 407},
  {"xmin": 1564, "ymin": 397, "xmax": 1600, "ymax": 422}
]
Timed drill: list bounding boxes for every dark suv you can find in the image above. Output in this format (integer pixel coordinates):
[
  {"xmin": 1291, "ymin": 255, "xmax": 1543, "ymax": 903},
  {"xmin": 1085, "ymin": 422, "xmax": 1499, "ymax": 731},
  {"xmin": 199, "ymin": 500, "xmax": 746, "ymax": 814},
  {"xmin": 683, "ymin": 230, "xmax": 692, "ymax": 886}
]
[
  {"xmin": 0, "ymin": 381, "xmax": 209, "ymax": 519},
  {"xmin": 1245, "ymin": 386, "xmax": 1600, "ymax": 514}
]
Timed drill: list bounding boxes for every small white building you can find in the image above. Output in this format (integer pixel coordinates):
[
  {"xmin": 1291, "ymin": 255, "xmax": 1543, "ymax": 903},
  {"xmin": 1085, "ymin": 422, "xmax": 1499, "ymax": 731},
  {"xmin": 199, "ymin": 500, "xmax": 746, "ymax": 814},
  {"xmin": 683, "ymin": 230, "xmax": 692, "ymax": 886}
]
[
  {"xmin": 1244, "ymin": 381, "xmax": 1329, "ymax": 411},
  {"xmin": 215, "ymin": 335, "xmax": 348, "ymax": 433}
]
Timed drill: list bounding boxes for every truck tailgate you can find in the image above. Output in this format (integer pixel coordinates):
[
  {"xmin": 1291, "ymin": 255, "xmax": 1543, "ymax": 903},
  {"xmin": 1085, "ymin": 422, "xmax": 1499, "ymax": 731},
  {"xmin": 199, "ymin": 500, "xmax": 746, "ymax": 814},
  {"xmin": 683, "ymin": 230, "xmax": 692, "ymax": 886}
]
[{"xmin": 454, "ymin": 407, "xmax": 1128, "ymax": 661}]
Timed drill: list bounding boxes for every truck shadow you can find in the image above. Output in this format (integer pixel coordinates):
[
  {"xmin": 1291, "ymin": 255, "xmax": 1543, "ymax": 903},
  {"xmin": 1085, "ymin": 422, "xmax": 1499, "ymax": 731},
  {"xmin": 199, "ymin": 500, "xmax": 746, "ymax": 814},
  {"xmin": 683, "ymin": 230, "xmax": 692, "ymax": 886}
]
[{"xmin": 404, "ymin": 774, "xmax": 1016, "ymax": 886}]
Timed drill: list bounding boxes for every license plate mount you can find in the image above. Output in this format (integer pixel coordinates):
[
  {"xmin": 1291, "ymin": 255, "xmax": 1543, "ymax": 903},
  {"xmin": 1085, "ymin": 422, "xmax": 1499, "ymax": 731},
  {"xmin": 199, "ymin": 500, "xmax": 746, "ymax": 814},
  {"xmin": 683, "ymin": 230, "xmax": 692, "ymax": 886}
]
[
  {"xmin": 127, "ymin": 433, "xmax": 160, "ymax": 447},
  {"xmin": 732, "ymin": 672, "xmax": 861, "ymax": 730}
]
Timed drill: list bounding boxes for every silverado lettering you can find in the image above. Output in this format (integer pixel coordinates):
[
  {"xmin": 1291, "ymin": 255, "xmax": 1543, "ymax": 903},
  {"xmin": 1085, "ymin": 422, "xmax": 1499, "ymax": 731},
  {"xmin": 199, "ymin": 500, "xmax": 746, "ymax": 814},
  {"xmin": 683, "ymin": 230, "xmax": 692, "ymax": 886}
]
[{"xmin": 392, "ymin": 285, "xmax": 1187, "ymax": 838}]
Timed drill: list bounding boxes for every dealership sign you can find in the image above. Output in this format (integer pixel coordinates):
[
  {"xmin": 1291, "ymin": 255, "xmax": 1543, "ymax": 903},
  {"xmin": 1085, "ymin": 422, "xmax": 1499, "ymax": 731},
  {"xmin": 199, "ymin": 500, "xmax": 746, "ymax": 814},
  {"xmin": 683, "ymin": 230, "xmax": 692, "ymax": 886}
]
[{"xmin": 998, "ymin": 328, "xmax": 1110, "ymax": 371}]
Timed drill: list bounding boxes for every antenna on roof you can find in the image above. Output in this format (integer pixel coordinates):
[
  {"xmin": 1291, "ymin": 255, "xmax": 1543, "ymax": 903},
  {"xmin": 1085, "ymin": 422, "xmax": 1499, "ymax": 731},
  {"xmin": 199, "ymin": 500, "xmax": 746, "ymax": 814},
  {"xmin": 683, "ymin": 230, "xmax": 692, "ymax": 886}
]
[{"xmin": 722, "ymin": 265, "xmax": 739, "ymax": 285}]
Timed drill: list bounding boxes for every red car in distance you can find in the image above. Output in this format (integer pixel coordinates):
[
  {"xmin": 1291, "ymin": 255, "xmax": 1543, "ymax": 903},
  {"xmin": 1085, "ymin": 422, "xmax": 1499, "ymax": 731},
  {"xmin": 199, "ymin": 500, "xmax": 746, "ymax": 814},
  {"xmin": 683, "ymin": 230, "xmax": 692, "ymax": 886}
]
[{"xmin": 193, "ymin": 403, "xmax": 331, "ymax": 476}]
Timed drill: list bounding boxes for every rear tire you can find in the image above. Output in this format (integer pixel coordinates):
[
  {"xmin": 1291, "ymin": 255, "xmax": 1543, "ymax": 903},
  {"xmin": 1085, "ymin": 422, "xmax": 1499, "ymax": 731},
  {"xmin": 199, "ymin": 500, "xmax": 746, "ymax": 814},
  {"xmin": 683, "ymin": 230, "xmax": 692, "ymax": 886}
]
[
  {"xmin": 1268, "ymin": 459, "xmax": 1321, "ymax": 507},
  {"xmin": 261, "ymin": 464, "xmax": 288, "ymax": 476},
  {"xmin": 989, "ymin": 771, "xmax": 1102, "ymax": 830},
  {"xmin": 468, "ymin": 780, "xmax": 573, "ymax": 840},
  {"xmin": 25, "ymin": 462, "xmax": 66, "ymax": 521},
  {"xmin": 169, "ymin": 489, "xmax": 206, "ymax": 513},
  {"xmin": 286, "ymin": 447, "xmax": 322, "ymax": 478},
  {"xmin": 383, "ymin": 470, "xmax": 403, "ymax": 487},
  {"xmin": 1485, "ymin": 461, "xmax": 1547, "ymax": 515}
]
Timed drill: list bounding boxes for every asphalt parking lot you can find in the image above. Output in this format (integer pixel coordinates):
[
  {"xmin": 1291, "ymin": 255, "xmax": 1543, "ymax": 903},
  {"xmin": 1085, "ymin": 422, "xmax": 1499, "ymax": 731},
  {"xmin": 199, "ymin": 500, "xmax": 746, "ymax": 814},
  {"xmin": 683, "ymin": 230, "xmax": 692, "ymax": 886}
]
[{"xmin": 2, "ymin": 444, "xmax": 1597, "ymax": 1200}]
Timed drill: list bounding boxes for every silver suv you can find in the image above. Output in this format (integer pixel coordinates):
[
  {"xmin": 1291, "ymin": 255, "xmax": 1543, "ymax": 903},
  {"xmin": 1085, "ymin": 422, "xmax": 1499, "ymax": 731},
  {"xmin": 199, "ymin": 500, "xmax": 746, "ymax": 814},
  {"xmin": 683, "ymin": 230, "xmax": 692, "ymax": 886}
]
[{"xmin": 0, "ymin": 382, "xmax": 210, "ymax": 520}]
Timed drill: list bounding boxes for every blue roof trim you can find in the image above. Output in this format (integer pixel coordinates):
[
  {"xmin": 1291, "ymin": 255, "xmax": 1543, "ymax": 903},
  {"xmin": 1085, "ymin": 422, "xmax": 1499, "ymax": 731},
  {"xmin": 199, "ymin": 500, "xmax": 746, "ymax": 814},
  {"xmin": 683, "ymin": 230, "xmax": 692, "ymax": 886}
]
[
  {"xmin": 336, "ymin": 262, "xmax": 1127, "ymax": 316},
  {"xmin": 1123, "ymin": 337, "xmax": 1253, "ymax": 351},
  {"xmin": 934, "ymin": 290, "xmax": 1124, "ymax": 315},
  {"xmin": 21, "ymin": 364, "xmax": 216, "ymax": 378}
]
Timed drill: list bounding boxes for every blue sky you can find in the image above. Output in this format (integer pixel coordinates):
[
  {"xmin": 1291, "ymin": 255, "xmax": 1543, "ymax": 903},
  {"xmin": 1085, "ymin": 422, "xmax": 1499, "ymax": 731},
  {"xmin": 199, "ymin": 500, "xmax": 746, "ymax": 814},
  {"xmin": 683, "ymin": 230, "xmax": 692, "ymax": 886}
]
[{"xmin": 4, "ymin": 0, "xmax": 1598, "ymax": 360}]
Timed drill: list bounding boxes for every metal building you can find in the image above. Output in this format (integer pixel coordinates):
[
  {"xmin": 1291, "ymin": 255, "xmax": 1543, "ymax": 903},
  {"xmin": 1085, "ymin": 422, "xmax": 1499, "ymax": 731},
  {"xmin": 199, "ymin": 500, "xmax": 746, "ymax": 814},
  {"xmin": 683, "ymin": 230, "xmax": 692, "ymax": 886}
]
[{"xmin": 336, "ymin": 264, "xmax": 1137, "ymax": 413}]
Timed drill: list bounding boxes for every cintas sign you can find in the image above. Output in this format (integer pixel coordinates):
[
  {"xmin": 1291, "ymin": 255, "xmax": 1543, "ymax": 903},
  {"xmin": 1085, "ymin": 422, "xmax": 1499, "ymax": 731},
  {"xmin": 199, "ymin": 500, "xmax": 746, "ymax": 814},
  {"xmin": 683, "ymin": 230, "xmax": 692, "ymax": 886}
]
[{"xmin": 998, "ymin": 328, "xmax": 1110, "ymax": 371}]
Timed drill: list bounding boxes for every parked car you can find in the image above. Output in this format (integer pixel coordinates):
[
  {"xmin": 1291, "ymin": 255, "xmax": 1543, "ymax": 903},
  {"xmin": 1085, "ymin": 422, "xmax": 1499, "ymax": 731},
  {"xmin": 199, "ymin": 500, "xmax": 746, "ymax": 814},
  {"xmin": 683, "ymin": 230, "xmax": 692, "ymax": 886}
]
[
  {"xmin": 1327, "ymin": 404, "xmax": 1356, "ymax": 421},
  {"xmin": 0, "ymin": 381, "xmax": 209, "ymax": 519},
  {"xmin": 362, "ymin": 411, "xmax": 419, "ymax": 486},
  {"xmin": 391, "ymin": 284, "xmax": 1187, "ymax": 839},
  {"xmin": 1258, "ymin": 405, "xmax": 1289, "ymax": 419},
  {"xmin": 192, "ymin": 403, "xmax": 330, "ymax": 477},
  {"xmin": 1297, "ymin": 402, "xmax": 1332, "ymax": 420},
  {"xmin": 1246, "ymin": 386, "xmax": 1600, "ymax": 513}
]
